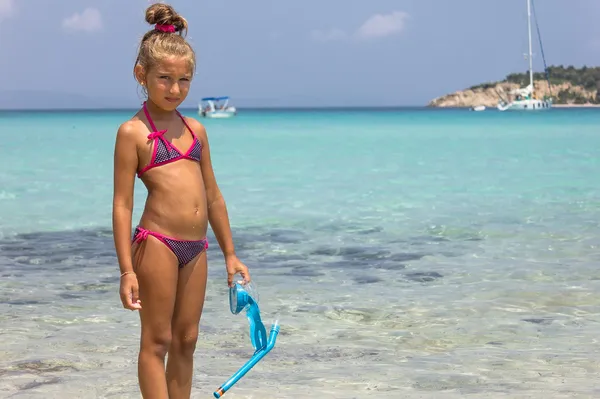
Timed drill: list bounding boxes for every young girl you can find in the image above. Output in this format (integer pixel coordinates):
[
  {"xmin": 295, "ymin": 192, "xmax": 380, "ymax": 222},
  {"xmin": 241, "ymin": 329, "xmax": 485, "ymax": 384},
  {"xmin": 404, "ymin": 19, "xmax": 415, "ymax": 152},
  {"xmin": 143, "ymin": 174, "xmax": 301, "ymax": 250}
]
[{"xmin": 111, "ymin": 3, "xmax": 251, "ymax": 398}]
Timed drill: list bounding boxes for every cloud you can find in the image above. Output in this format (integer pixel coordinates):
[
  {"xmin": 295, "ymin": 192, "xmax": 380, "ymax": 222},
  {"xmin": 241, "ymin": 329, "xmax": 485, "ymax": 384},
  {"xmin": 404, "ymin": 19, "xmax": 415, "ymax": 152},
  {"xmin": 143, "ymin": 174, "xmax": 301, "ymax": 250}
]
[
  {"xmin": 0, "ymin": 0, "xmax": 14, "ymax": 20},
  {"xmin": 356, "ymin": 11, "xmax": 409, "ymax": 40},
  {"xmin": 311, "ymin": 11, "xmax": 409, "ymax": 43},
  {"xmin": 62, "ymin": 8, "xmax": 103, "ymax": 33},
  {"xmin": 310, "ymin": 28, "xmax": 347, "ymax": 42}
]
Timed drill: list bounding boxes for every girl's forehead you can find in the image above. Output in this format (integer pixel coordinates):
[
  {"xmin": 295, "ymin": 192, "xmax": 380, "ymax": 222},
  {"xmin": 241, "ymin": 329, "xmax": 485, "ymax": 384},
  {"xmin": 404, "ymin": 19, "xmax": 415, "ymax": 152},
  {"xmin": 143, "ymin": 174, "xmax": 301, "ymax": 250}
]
[{"xmin": 154, "ymin": 57, "xmax": 193, "ymax": 75}]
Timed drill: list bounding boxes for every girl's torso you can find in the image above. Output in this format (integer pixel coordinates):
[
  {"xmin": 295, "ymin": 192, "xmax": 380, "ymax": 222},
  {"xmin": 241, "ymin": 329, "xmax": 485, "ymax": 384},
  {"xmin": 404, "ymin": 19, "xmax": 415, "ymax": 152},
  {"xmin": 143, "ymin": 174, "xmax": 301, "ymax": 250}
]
[{"xmin": 134, "ymin": 102, "xmax": 208, "ymax": 240}]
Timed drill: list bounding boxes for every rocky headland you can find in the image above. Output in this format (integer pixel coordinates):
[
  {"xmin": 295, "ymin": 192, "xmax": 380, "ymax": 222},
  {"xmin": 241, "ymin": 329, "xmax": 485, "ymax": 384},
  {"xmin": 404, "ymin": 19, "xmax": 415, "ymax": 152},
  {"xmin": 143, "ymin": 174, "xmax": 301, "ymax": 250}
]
[{"xmin": 429, "ymin": 65, "xmax": 600, "ymax": 108}]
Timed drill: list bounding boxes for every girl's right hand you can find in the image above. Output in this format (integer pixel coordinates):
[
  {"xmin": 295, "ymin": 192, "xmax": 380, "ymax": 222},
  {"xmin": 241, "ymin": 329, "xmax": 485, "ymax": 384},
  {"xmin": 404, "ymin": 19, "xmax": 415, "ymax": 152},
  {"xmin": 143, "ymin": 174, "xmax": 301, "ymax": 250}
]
[{"xmin": 120, "ymin": 273, "xmax": 142, "ymax": 311}]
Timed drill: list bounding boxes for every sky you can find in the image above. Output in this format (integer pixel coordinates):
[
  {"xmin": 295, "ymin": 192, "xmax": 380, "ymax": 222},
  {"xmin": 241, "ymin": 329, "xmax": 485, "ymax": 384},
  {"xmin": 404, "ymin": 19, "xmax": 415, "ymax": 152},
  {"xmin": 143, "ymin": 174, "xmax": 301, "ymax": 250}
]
[{"xmin": 0, "ymin": 0, "xmax": 598, "ymax": 109}]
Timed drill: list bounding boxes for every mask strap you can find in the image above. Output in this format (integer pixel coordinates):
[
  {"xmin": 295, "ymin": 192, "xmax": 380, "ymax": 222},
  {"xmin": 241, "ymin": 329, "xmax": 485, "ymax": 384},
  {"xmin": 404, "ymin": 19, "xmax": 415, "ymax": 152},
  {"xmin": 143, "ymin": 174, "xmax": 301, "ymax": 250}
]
[{"xmin": 246, "ymin": 298, "xmax": 268, "ymax": 352}]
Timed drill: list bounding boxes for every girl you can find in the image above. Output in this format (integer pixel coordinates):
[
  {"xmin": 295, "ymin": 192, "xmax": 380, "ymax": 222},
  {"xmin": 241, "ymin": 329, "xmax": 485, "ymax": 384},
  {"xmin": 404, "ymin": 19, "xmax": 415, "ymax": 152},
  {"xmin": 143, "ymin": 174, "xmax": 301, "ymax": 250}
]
[{"xmin": 111, "ymin": 3, "xmax": 251, "ymax": 398}]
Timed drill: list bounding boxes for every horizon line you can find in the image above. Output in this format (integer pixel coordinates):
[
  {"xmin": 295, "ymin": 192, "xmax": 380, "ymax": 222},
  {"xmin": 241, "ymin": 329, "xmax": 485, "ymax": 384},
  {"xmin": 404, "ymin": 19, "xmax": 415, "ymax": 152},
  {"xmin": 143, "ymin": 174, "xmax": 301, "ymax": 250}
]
[{"xmin": 0, "ymin": 105, "xmax": 440, "ymax": 112}]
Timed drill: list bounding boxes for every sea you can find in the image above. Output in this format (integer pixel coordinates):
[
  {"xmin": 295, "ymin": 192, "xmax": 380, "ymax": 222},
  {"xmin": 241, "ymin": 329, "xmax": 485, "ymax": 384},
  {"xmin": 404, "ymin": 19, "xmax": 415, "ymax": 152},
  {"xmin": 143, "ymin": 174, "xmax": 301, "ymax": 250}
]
[{"xmin": 0, "ymin": 107, "xmax": 599, "ymax": 398}]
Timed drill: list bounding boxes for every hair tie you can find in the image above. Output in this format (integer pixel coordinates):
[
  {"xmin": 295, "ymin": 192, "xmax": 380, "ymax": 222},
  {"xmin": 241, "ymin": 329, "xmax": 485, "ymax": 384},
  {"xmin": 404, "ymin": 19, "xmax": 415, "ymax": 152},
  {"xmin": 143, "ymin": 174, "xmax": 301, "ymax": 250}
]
[{"xmin": 155, "ymin": 24, "xmax": 176, "ymax": 33}]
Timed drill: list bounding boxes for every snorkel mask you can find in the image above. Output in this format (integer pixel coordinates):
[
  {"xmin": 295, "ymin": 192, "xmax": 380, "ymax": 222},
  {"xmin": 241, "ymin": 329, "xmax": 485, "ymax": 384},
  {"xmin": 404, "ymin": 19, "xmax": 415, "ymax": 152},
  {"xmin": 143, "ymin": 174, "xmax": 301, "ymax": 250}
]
[{"xmin": 213, "ymin": 278, "xmax": 280, "ymax": 398}]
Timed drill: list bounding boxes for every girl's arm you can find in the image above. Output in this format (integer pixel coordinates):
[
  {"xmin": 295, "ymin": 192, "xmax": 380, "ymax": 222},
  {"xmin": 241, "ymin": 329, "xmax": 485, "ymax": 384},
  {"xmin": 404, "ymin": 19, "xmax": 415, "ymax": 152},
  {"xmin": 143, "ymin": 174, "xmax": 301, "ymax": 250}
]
[
  {"xmin": 191, "ymin": 119, "xmax": 237, "ymax": 259},
  {"xmin": 112, "ymin": 121, "xmax": 139, "ymax": 275},
  {"xmin": 186, "ymin": 117, "xmax": 250, "ymax": 286}
]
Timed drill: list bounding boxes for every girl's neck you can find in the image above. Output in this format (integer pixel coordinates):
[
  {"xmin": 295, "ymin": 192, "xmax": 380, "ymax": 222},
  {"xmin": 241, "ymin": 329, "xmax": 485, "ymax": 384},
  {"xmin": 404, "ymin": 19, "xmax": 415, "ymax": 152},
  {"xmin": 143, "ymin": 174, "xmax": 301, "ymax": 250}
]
[{"xmin": 145, "ymin": 99, "xmax": 177, "ymax": 120}]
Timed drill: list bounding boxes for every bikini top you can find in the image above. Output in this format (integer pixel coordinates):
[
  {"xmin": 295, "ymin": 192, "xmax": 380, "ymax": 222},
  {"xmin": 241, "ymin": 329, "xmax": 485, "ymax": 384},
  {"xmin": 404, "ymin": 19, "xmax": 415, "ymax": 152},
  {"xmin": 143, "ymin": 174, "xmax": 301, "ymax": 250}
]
[{"xmin": 137, "ymin": 101, "xmax": 203, "ymax": 178}]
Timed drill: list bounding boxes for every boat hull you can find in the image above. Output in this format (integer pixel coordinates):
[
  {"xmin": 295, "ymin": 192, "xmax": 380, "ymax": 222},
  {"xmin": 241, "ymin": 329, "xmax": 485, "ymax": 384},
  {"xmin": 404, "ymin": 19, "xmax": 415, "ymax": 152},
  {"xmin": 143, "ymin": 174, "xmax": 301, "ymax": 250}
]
[
  {"xmin": 497, "ymin": 99, "xmax": 552, "ymax": 111},
  {"xmin": 199, "ymin": 107, "xmax": 237, "ymax": 119}
]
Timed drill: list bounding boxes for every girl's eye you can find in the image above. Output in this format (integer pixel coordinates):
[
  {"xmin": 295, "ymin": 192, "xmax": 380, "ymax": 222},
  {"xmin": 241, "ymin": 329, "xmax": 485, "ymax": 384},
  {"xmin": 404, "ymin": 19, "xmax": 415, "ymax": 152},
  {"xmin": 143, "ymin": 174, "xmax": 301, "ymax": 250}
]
[{"xmin": 159, "ymin": 76, "xmax": 170, "ymax": 80}]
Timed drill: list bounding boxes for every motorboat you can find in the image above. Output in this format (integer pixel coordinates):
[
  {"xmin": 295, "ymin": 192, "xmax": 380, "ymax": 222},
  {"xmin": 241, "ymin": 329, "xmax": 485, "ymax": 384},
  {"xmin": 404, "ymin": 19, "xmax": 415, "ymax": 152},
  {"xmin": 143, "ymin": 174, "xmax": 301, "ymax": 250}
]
[{"xmin": 199, "ymin": 96, "xmax": 237, "ymax": 118}]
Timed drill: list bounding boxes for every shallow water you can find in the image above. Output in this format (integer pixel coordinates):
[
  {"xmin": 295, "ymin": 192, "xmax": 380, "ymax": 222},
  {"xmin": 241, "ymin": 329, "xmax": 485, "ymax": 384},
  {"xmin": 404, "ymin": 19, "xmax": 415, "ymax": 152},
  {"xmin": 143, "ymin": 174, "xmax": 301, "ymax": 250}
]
[{"xmin": 1, "ymin": 108, "xmax": 600, "ymax": 398}]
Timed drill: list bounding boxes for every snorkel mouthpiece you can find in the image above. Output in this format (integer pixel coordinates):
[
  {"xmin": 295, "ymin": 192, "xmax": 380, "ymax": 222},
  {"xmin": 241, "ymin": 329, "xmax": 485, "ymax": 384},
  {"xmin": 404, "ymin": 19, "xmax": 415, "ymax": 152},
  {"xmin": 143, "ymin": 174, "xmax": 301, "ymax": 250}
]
[{"xmin": 213, "ymin": 281, "xmax": 279, "ymax": 398}]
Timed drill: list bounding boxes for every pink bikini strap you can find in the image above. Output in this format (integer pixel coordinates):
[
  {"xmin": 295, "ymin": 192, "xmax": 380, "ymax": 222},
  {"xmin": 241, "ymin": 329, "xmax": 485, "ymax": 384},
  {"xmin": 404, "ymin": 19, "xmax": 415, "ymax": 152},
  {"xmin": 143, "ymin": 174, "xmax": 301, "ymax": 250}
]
[
  {"xmin": 142, "ymin": 102, "xmax": 158, "ymax": 132},
  {"xmin": 143, "ymin": 102, "xmax": 174, "ymax": 151},
  {"xmin": 176, "ymin": 110, "xmax": 198, "ymax": 138},
  {"xmin": 133, "ymin": 227, "xmax": 150, "ymax": 244}
]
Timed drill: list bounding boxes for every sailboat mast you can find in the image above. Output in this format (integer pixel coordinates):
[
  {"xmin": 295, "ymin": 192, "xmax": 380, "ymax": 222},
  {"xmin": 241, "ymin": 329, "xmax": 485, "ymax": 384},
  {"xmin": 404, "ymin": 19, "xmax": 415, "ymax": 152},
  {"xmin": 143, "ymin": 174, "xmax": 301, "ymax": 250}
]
[{"xmin": 527, "ymin": 0, "xmax": 534, "ymax": 94}]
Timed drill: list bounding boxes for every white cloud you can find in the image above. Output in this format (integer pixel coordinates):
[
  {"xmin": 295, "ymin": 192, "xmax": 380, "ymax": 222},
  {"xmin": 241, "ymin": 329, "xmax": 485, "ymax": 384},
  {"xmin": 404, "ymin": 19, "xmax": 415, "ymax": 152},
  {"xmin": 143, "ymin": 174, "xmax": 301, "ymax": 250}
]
[
  {"xmin": 310, "ymin": 28, "xmax": 347, "ymax": 42},
  {"xmin": 356, "ymin": 11, "xmax": 409, "ymax": 40},
  {"xmin": 62, "ymin": 8, "xmax": 103, "ymax": 33},
  {"xmin": 0, "ymin": 0, "xmax": 15, "ymax": 20},
  {"xmin": 311, "ymin": 11, "xmax": 409, "ymax": 43}
]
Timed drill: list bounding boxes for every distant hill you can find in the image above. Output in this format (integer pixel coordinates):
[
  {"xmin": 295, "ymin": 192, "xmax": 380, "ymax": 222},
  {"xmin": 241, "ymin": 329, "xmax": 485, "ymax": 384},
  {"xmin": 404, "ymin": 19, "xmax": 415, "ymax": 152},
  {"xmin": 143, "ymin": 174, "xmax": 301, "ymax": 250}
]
[
  {"xmin": 429, "ymin": 65, "xmax": 600, "ymax": 108},
  {"xmin": 0, "ymin": 90, "xmax": 112, "ymax": 110},
  {"xmin": 0, "ymin": 91, "xmax": 325, "ymax": 110},
  {"xmin": 0, "ymin": 91, "xmax": 220, "ymax": 111}
]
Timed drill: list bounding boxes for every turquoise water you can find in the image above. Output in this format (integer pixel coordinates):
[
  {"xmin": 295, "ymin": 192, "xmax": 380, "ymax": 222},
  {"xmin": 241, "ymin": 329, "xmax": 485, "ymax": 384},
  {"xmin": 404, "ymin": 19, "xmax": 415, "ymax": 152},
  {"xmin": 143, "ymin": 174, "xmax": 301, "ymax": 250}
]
[{"xmin": 1, "ymin": 107, "xmax": 599, "ymax": 398}]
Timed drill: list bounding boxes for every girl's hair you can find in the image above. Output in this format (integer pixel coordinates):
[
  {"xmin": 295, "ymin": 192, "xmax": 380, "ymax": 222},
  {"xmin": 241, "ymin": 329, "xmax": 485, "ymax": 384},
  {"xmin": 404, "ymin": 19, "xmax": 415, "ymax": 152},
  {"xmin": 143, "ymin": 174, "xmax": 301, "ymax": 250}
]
[{"xmin": 134, "ymin": 3, "xmax": 196, "ymax": 83}]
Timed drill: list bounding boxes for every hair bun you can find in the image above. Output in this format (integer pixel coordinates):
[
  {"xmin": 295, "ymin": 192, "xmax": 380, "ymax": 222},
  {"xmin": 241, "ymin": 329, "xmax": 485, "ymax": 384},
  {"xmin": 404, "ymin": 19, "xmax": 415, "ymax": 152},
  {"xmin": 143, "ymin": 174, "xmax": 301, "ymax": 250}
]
[{"xmin": 145, "ymin": 3, "xmax": 188, "ymax": 35}]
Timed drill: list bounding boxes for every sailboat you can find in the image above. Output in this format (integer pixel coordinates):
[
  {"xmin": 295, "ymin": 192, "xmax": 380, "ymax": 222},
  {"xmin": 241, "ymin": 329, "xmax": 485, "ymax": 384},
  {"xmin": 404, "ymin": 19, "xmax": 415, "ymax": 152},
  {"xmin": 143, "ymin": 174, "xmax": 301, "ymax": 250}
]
[{"xmin": 497, "ymin": 0, "xmax": 552, "ymax": 111}]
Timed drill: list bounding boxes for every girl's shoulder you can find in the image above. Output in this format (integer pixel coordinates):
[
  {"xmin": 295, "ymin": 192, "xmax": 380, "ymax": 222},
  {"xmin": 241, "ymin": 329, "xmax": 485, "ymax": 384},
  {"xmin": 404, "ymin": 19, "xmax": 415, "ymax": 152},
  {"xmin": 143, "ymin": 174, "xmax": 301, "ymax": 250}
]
[{"xmin": 115, "ymin": 114, "xmax": 149, "ymax": 143}]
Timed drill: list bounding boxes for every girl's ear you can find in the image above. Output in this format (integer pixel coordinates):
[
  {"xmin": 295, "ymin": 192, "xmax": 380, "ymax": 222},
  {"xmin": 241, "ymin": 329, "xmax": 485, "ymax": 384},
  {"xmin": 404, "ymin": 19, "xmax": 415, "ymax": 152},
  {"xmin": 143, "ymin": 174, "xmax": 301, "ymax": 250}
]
[{"xmin": 134, "ymin": 64, "xmax": 146, "ymax": 86}]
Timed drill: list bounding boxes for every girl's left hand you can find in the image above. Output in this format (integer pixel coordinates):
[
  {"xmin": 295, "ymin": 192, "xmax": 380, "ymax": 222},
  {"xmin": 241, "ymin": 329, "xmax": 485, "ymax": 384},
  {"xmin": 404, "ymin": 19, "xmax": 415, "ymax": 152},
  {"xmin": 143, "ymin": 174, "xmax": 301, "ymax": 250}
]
[{"xmin": 225, "ymin": 255, "xmax": 251, "ymax": 287}]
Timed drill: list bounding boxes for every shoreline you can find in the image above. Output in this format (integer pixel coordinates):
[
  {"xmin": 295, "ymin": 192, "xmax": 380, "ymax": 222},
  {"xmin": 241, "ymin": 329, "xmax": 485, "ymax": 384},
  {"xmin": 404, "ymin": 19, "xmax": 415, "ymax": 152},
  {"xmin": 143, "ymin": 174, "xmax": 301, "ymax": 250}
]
[
  {"xmin": 552, "ymin": 103, "xmax": 600, "ymax": 108},
  {"xmin": 428, "ymin": 103, "xmax": 600, "ymax": 109}
]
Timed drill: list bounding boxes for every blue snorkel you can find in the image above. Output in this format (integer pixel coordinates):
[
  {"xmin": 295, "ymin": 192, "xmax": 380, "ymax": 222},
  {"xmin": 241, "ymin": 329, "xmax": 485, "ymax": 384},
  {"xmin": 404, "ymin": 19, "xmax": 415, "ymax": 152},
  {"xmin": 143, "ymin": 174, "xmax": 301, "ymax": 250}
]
[{"xmin": 213, "ymin": 280, "xmax": 280, "ymax": 398}]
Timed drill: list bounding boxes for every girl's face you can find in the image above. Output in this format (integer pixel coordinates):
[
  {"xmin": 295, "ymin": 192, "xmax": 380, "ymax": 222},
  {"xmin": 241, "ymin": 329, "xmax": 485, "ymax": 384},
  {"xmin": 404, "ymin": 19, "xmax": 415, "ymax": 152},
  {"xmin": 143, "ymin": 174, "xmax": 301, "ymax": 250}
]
[{"xmin": 137, "ymin": 56, "xmax": 193, "ymax": 111}]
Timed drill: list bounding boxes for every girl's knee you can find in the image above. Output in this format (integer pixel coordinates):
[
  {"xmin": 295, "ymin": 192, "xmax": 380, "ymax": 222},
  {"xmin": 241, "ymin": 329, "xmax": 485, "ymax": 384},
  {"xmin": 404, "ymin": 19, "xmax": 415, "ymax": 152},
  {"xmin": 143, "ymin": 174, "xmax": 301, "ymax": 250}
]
[
  {"xmin": 171, "ymin": 327, "xmax": 199, "ymax": 354},
  {"xmin": 141, "ymin": 332, "xmax": 172, "ymax": 358}
]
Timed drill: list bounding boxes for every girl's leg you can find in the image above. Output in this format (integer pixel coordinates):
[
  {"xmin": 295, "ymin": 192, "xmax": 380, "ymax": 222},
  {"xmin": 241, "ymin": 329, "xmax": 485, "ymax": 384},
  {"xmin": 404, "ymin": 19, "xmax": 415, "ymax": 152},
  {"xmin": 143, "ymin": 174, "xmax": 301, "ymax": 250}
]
[
  {"xmin": 133, "ymin": 237, "xmax": 179, "ymax": 399},
  {"xmin": 166, "ymin": 251, "xmax": 208, "ymax": 399}
]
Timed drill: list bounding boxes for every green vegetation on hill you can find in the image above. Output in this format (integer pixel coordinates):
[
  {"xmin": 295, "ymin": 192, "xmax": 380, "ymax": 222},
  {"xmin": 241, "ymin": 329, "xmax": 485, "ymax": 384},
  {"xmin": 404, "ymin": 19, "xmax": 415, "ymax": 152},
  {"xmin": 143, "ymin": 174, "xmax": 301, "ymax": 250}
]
[
  {"xmin": 506, "ymin": 65, "xmax": 600, "ymax": 89},
  {"xmin": 469, "ymin": 65, "xmax": 600, "ymax": 104}
]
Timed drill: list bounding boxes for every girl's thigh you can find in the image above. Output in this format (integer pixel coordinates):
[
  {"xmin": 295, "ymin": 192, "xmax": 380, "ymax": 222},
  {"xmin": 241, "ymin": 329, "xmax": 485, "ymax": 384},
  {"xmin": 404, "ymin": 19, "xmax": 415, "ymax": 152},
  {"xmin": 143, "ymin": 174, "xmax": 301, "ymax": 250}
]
[
  {"xmin": 132, "ymin": 237, "xmax": 180, "ymax": 341},
  {"xmin": 171, "ymin": 252, "xmax": 208, "ymax": 334}
]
